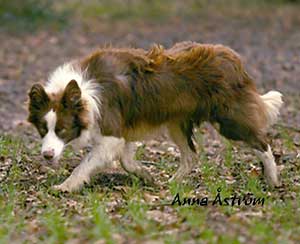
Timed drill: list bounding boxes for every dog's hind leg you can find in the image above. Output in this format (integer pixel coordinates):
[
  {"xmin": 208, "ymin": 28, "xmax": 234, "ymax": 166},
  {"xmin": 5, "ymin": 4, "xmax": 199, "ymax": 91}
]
[
  {"xmin": 53, "ymin": 136, "xmax": 125, "ymax": 192},
  {"xmin": 167, "ymin": 123, "xmax": 197, "ymax": 182},
  {"xmin": 245, "ymin": 135, "xmax": 279, "ymax": 187},
  {"xmin": 254, "ymin": 143, "xmax": 279, "ymax": 187},
  {"xmin": 120, "ymin": 142, "xmax": 155, "ymax": 185},
  {"xmin": 217, "ymin": 118, "xmax": 279, "ymax": 187}
]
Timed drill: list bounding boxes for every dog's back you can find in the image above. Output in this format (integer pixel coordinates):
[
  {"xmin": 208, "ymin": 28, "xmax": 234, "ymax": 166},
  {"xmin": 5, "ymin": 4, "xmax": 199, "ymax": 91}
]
[{"xmin": 81, "ymin": 43, "xmax": 276, "ymax": 148}]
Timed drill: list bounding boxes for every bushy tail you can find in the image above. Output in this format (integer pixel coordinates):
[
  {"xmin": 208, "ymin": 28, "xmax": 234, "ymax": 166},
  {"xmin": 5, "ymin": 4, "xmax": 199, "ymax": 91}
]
[{"xmin": 261, "ymin": 91, "xmax": 283, "ymax": 126}]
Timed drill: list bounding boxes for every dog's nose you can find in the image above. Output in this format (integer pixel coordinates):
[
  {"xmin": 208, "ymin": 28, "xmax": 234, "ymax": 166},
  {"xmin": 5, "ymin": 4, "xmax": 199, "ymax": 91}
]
[{"xmin": 43, "ymin": 150, "xmax": 55, "ymax": 160}]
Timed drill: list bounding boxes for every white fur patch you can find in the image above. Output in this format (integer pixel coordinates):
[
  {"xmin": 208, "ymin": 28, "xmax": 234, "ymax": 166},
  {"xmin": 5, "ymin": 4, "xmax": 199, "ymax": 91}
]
[
  {"xmin": 261, "ymin": 90, "xmax": 283, "ymax": 126},
  {"xmin": 42, "ymin": 110, "xmax": 65, "ymax": 160},
  {"xmin": 54, "ymin": 136, "xmax": 125, "ymax": 191},
  {"xmin": 71, "ymin": 124, "xmax": 102, "ymax": 151},
  {"xmin": 71, "ymin": 129, "xmax": 92, "ymax": 151},
  {"xmin": 45, "ymin": 63, "xmax": 101, "ymax": 126},
  {"xmin": 97, "ymin": 136, "xmax": 126, "ymax": 162},
  {"xmin": 256, "ymin": 144, "xmax": 279, "ymax": 187}
]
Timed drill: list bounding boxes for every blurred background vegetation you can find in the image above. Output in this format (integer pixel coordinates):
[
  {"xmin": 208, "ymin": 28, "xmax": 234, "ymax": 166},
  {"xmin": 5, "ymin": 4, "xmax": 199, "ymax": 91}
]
[{"xmin": 0, "ymin": 0, "xmax": 299, "ymax": 31}]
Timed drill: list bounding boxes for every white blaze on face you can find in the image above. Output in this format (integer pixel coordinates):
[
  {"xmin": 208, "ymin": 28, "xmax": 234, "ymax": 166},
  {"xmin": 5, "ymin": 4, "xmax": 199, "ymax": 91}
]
[{"xmin": 42, "ymin": 110, "xmax": 65, "ymax": 160}]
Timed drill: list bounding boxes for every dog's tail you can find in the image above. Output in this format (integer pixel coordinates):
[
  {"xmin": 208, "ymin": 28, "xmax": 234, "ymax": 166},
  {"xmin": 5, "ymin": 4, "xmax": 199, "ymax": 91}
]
[{"xmin": 261, "ymin": 90, "xmax": 283, "ymax": 127}]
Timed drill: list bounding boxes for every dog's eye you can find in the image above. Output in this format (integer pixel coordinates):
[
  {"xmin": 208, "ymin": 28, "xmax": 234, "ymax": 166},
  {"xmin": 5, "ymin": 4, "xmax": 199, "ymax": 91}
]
[
  {"xmin": 56, "ymin": 127, "xmax": 67, "ymax": 138},
  {"xmin": 40, "ymin": 128, "xmax": 47, "ymax": 136},
  {"xmin": 60, "ymin": 128, "xmax": 67, "ymax": 135},
  {"xmin": 38, "ymin": 123, "xmax": 48, "ymax": 137}
]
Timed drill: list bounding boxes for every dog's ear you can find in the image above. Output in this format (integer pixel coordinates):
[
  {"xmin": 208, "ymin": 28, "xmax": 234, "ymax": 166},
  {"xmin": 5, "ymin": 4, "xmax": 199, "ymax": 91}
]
[
  {"xmin": 62, "ymin": 79, "xmax": 82, "ymax": 109},
  {"xmin": 28, "ymin": 83, "xmax": 50, "ymax": 111}
]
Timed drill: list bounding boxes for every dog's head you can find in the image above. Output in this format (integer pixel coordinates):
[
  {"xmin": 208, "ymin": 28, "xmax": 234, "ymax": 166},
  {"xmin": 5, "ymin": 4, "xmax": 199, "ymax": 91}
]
[{"xmin": 28, "ymin": 79, "xmax": 89, "ymax": 164}]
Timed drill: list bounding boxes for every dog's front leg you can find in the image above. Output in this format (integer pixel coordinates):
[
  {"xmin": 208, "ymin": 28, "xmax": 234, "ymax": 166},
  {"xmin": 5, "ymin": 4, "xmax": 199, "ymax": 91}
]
[
  {"xmin": 120, "ymin": 142, "xmax": 155, "ymax": 185},
  {"xmin": 53, "ymin": 136, "xmax": 125, "ymax": 192}
]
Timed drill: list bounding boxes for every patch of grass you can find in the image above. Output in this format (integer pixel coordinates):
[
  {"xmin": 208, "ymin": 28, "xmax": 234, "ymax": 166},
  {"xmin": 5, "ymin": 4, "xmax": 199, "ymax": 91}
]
[
  {"xmin": 125, "ymin": 200, "xmax": 151, "ymax": 236},
  {"xmin": 1, "ymin": 125, "xmax": 300, "ymax": 243},
  {"xmin": 279, "ymin": 127, "xmax": 296, "ymax": 151},
  {"xmin": 224, "ymin": 140, "xmax": 233, "ymax": 168},
  {"xmin": 67, "ymin": 0, "xmax": 300, "ymax": 24},
  {"xmin": 249, "ymin": 221, "xmax": 277, "ymax": 242},
  {"xmin": 40, "ymin": 206, "xmax": 68, "ymax": 243},
  {"xmin": 71, "ymin": 0, "xmax": 207, "ymax": 22},
  {"xmin": 0, "ymin": 0, "xmax": 68, "ymax": 31},
  {"xmin": 168, "ymin": 181, "xmax": 193, "ymax": 197},
  {"xmin": 89, "ymin": 196, "xmax": 115, "ymax": 243},
  {"xmin": 0, "ymin": 135, "xmax": 23, "ymax": 157},
  {"xmin": 2, "ymin": 0, "xmax": 297, "ymax": 31},
  {"xmin": 135, "ymin": 144, "xmax": 146, "ymax": 161},
  {"xmin": 0, "ymin": 189, "xmax": 25, "ymax": 243}
]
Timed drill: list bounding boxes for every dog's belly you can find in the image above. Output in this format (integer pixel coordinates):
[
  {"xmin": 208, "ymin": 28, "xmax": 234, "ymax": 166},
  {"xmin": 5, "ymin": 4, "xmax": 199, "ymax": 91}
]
[{"xmin": 123, "ymin": 122, "xmax": 167, "ymax": 141}]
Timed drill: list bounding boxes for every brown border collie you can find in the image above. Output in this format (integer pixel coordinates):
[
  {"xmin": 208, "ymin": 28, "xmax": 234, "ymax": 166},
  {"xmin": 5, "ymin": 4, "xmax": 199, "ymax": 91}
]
[{"xmin": 28, "ymin": 41, "xmax": 283, "ymax": 192}]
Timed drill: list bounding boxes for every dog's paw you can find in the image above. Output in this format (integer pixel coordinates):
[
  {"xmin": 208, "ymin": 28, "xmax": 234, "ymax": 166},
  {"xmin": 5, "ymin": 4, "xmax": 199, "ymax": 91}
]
[
  {"xmin": 52, "ymin": 183, "xmax": 72, "ymax": 192},
  {"xmin": 52, "ymin": 177, "xmax": 86, "ymax": 192},
  {"xmin": 267, "ymin": 176, "xmax": 281, "ymax": 188}
]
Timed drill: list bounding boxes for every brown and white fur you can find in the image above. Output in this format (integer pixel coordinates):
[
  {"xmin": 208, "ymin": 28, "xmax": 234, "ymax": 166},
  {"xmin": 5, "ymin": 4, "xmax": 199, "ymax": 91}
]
[{"xmin": 28, "ymin": 42, "xmax": 283, "ymax": 192}]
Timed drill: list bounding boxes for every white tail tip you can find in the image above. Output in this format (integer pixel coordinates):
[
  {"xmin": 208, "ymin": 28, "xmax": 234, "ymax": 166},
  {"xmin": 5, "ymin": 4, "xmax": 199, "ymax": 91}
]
[{"xmin": 261, "ymin": 90, "xmax": 283, "ymax": 126}]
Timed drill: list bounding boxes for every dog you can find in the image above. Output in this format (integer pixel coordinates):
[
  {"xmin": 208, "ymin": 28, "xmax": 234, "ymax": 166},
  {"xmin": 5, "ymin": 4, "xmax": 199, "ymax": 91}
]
[{"xmin": 28, "ymin": 41, "xmax": 283, "ymax": 192}]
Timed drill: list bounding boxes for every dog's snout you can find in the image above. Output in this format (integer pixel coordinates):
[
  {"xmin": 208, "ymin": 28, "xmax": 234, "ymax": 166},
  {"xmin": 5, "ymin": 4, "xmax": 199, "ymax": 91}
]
[{"xmin": 43, "ymin": 150, "xmax": 55, "ymax": 160}]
